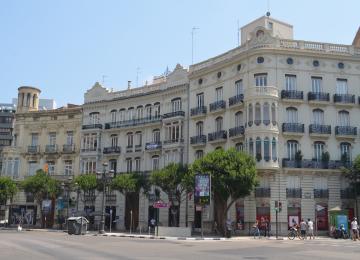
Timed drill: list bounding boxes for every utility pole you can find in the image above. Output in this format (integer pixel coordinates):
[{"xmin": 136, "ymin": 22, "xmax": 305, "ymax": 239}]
[{"xmin": 191, "ymin": 27, "xmax": 199, "ymax": 65}]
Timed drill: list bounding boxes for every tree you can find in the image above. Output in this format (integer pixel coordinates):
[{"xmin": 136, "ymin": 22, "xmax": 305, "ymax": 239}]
[
  {"xmin": 150, "ymin": 163, "xmax": 193, "ymax": 227},
  {"xmin": 0, "ymin": 177, "xmax": 18, "ymax": 206},
  {"xmin": 191, "ymin": 148, "xmax": 258, "ymax": 235},
  {"xmin": 21, "ymin": 170, "xmax": 61, "ymax": 228},
  {"xmin": 342, "ymin": 154, "xmax": 360, "ymax": 219},
  {"xmin": 73, "ymin": 174, "xmax": 98, "ymax": 209},
  {"xmin": 111, "ymin": 172, "xmax": 149, "ymax": 230}
]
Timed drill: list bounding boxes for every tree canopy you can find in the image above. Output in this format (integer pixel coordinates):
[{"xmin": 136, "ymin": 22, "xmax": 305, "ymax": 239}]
[
  {"xmin": 74, "ymin": 174, "xmax": 98, "ymax": 192},
  {"xmin": 111, "ymin": 172, "xmax": 149, "ymax": 194},
  {"xmin": 0, "ymin": 177, "xmax": 18, "ymax": 204},
  {"xmin": 342, "ymin": 154, "xmax": 360, "ymax": 193}
]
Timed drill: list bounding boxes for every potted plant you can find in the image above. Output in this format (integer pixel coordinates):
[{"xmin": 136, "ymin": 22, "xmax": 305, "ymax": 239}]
[
  {"xmin": 256, "ymin": 153, "xmax": 262, "ymax": 162},
  {"xmin": 295, "ymin": 150, "xmax": 303, "ymax": 168},
  {"xmin": 322, "ymin": 151, "xmax": 330, "ymax": 169}
]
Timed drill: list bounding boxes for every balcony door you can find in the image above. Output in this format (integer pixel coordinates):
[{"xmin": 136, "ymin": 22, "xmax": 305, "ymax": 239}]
[
  {"xmin": 313, "ymin": 109, "xmax": 324, "ymax": 125},
  {"xmin": 286, "ymin": 107, "xmax": 298, "ymax": 124},
  {"xmin": 311, "ymin": 77, "xmax": 322, "ymax": 93}
]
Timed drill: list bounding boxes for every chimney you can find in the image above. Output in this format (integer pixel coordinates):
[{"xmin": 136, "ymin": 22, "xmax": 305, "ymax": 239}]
[{"xmin": 128, "ymin": 81, "xmax": 131, "ymax": 90}]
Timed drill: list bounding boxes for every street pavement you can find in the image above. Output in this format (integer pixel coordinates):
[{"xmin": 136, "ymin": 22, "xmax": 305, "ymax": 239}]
[{"xmin": 0, "ymin": 230, "xmax": 359, "ymax": 260}]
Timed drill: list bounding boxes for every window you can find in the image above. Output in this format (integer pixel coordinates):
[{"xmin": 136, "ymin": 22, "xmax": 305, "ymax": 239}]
[
  {"xmin": 154, "ymin": 103, "xmax": 160, "ymax": 118},
  {"xmin": 286, "ymin": 57, "xmax": 294, "ymax": 65},
  {"xmin": 249, "ymin": 138, "xmax": 254, "ymax": 156},
  {"xmin": 263, "ymin": 103, "xmax": 270, "ymax": 124},
  {"xmin": 49, "ymin": 132, "xmax": 56, "ymax": 146},
  {"xmin": 135, "ymin": 157, "xmax": 141, "ymax": 172},
  {"xmin": 31, "ymin": 133, "xmax": 38, "ymax": 146},
  {"xmin": 287, "ymin": 140, "xmax": 299, "ymax": 160},
  {"xmin": 136, "ymin": 106, "xmax": 143, "ymax": 120},
  {"xmin": 119, "ymin": 109, "xmax": 126, "ymax": 121},
  {"xmin": 89, "ymin": 112, "xmax": 100, "ymax": 124},
  {"xmin": 235, "ymin": 112, "xmax": 243, "ymax": 127},
  {"xmin": 314, "ymin": 177, "xmax": 328, "ymax": 190},
  {"xmin": 196, "ymin": 93, "xmax": 204, "ymax": 107},
  {"xmin": 126, "ymin": 158, "xmax": 132, "ymax": 173},
  {"xmin": 255, "ymin": 103, "xmax": 261, "ymax": 125},
  {"xmin": 165, "ymin": 122, "xmax": 181, "ymax": 141},
  {"xmin": 272, "ymin": 138, "xmax": 277, "ymax": 161},
  {"xmin": 111, "ymin": 134, "xmax": 118, "ymax": 147},
  {"xmin": 145, "ymin": 105, "xmax": 152, "ymax": 119},
  {"xmin": 313, "ymin": 109, "xmax": 324, "ymax": 125},
  {"xmin": 81, "ymin": 133, "xmax": 98, "ymax": 151},
  {"xmin": 28, "ymin": 161, "xmax": 38, "ymax": 176},
  {"xmin": 81, "ymin": 160, "xmax": 96, "ymax": 174},
  {"xmin": 215, "ymin": 87, "xmax": 223, "ymax": 101},
  {"xmin": 257, "ymin": 57, "xmax": 264, "ymax": 63},
  {"xmin": 336, "ymin": 79, "xmax": 348, "ymax": 95},
  {"xmin": 109, "ymin": 159, "xmax": 117, "ymax": 173},
  {"xmin": 256, "ymin": 137, "xmax": 261, "ymax": 160},
  {"xmin": 255, "ymin": 73, "xmax": 267, "ymax": 86},
  {"xmin": 340, "ymin": 142, "xmax": 351, "ymax": 161},
  {"xmin": 64, "ymin": 160, "xmax": 73, "ymax": 175},
  {"xmin": 152, "ymin": 156, "xmax": 160, "ymax": 171},
  {"xmin": 111, "ymin": 110, "xmax": 117, "ymax": 122},
  {"xmin": 285, "ymin": 75, "xmax": 296, "ymax": 91},
  {"xmin": 127, "ymin": 133, "xmax": 133, "ymax": 147},
  {"xmin": 2, "ymin": 158, "xmax": 19, "ymax": 178},
  {"xmin": 152, "ymin": 129, "xmax": 160, "ymax": 143},
  {"xmin": 235, "ymin": 142, "xmax": 244, "ymax": 152},
  {"xmin": 311, "ymin": 77, "xmax": 322, "ymax": 93},
  {"xmin": 268, "ymin": 22, "xmax": 273, "ymax": 29},
  {"xmin": 195, "ymin": 150, "xmax": 204, "ymax": 159},
  {"xmin": 286, "ymin": 107, "xmax": 298, "ymax": 123},
  {"xmin": 135, "ymin": 132, "xmax": 142, "ymax": 146},
  {"xmin": 215, "ymin": 117, "xmax": 223, "ymax": 132},
  {"xmin": 196, "ymin": 121, "xmax": 203, "ymax": 136},
  {"xmin": 235, "ymin": 80, "xmax": 243, "ymax": 96},
  {"xmin": 66, "ymin": 131, "xmax": 74, "ymax": 145},
  {"xmin": 313, "ymin": 60, "xmax": 319, "ymax": 67},
  {"xmin": 314, "ymin": 141, "xmax": 325, "ymax": 161},
  {"xmin": 248, "ymin": 104, "xmax": 253, "ymax": 126},
  {"xmin": 264, "ymin": 137, "xmax": 270, "ymax": 161},
  {"xmin": 128, "ymin": 108, "xmax": 134, "ymax": 120},
  {"xmin": 338, "ymin": 110, "xmax": 350, "ymax": 126},
  {"xmin": 47, "ymin": 161, "xmax": 55, "ymax": 175},
  {"xmin": 171, "ymin": 98, "xmax": 181, "ymax": 112},
  {"xmin": 271, "ymin": 103, "xmax": 276, "ymax": 124},
  {"xmin": 287, "ymin": 176, "xmax": 300, "ymax": 189}
]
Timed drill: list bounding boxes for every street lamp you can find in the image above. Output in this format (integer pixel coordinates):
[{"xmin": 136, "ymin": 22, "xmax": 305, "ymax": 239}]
[{"xmin": 96, "ymin": 162, "xmax": 114, "ymax": 234}]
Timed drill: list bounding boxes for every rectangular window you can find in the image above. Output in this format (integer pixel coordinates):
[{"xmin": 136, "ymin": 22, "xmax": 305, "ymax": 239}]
[
  {"xmin": 235, "ymin": 80, "xmax": 243, "ymax": 96},
  {"xmin": 196, "ymin": 93, "xmax": 204, "ymax": 107},
  {"xmin": 153, "ymin": 130, "xmax": 160, "ymax": 143},
  {"xmin": 171, "ymin": 99, "xmax": 181, "ymax": 112},
  {"xmin": 126, "ymin": 159, "xmax": 132, "ymax": 173},
  {"xmin": 254, "ymin": 73, "xmax": 267, "ymax": 87},
  {"xmin": 135, "ymin": 132, "xmax": 142, "ymax": 146},
  {"xmin": 287, "ymin": 176, "xmax": 300, "ymax": 188},
  {"xmin": 66, "ymin": 131, "xmax": 74, "ymax": 145},
  {"xmin": 111, "ymin": 110, "xmax": 117, "ymax": 122},
  {"xmin": 127, "ymin": 134, "xmax": 133, "ymax": 147},
  {"xmin": 285, "ymin": 75, "xmax": 297, "ymax": 91},
  {"xmin": 81, "ymin": 160, "xmax": 96, "ymax": 174},
  {"xmin": 135, "ymin": 158, "xmax": 141, "ymax": 172},
  {"xmin": 31, "ymin": 133, "xmax": 38, "ymax": 146},
  {"xmin": 111, "ymin": 135, "xmax": 118, "ymax": 147},
  {"xmin": 49, "ymin": 132, "xmax": 56, "ymax": 146},
  {"xmin": 311, "ymin": 77, "xmax": 322, "ymax": 93},
  {"xmin": 28, "ymin": 161, "xmax": 38, "ymax": 176},
  {"xmin": 336, "ymin": 79, "xmax": 348, "ymax": 94},
  {"xmin": 152, "ymin": 157, "xmax": 160, "ymax": 170},
  {"xmin": 47, "ymin": 161, "xmax": 55, "ymax": 175},
  {"xmin": 215, "ymin": 87, "xmax": 223, "ymax": 101},
  {"xmin": 64, "ymin": 160, "xmax": 73, "ymax": 175}
]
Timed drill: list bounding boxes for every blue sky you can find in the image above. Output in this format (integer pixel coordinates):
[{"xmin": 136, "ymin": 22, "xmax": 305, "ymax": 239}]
[{"xmin": 1, "ymin": 0, "xmax": 359, "ymax": 106}]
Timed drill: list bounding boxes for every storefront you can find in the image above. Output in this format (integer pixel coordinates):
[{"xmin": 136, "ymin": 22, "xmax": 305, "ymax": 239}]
[
  {"xmin": 287, "ymin": 201, "xmax": 301, "ymax": 228},
  {"xmin": 316, "ymin": 203, "xmax": 328, "ymax": 231},
  {"xmin": 9, "ymin": 205, "xmax": 37, "ymax": 226}
]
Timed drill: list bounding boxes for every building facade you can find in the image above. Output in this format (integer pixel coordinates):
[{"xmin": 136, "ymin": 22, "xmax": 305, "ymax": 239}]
[{"xmin": 1, "ymin": 86, "xmax": 82, "ymax": 227}]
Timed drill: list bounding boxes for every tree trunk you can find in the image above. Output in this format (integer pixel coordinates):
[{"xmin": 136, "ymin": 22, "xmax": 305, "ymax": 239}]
[{"xmin": 214, "ymin": 192, "xmax": 227, "ymax": 236}]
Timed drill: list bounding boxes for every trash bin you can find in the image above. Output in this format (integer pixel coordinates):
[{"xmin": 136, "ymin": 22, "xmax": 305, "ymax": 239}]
[{"xmin": 67, "ymin": 217, "xmax": 89, "ymax": 235}]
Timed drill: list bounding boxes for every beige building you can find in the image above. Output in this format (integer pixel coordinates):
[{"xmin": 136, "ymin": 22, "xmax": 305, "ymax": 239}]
[{"xmin": 1, "ymin": 86, "xmax": 82, "ymax": 227}]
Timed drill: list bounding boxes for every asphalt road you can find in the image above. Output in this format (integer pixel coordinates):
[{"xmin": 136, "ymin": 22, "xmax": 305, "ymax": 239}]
[{"xmin": 0, "ymin": 231, "xmax": 359, "ymax": 260}]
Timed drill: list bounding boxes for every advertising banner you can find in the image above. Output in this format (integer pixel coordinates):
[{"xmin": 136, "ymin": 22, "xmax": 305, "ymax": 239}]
[{"xmin": 194, "ymin": 174, "xmax": 210, "ymax": 205}]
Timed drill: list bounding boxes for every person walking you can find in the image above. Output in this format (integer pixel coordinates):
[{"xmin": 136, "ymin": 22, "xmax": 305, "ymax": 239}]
[
  {"xmin": 252, "ymin": 219, "xmax": 260, "ymax": 239},
  {"xmin": 307, "ymin": 218, "xmax": 314, "ymax": 239},
  {"xmin": 351, "ymin": 217, "xmax": 359, "ymax": 241},
  {"xmin": 300, "ymin": 218, "xmax": 307, "ymax": 239}
]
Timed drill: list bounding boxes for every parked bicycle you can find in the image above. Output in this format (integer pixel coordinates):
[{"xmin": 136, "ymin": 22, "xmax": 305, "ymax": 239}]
[{"xmin": 288, "ymin": 226, "xmax": 304, "ymax": 240}]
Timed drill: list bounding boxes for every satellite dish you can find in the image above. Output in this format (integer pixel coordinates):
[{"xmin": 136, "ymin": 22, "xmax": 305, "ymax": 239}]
[{"xmin": 266, "ymin": 11, "xmax": 271, "ymax": 17}]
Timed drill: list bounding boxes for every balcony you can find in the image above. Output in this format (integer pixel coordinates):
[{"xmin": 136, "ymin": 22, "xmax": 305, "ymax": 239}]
[
  {"xmin": 309, "ymin": 124, "xmax": 331, "ymax": 137},
  {"xmin": 105, "ymin": 117, "xmax": 162, "ymax": 129},
  {"xmin": 208, "ymin": 130, "xmax": 227, "ymax": 143},
  {"xmin": 209, "ymin": 100, "xmax": 226, "ymax": 113},
  {"xmin": 308, "ymin": 92, "xmax": 330, "ymax": 104},
  {"xmin": 333, "ymin": 94, "xmax": 355, "ymax": 106},
  {"xmin": 81, "ymin": 147, "xmax": 99, "ymax": 153},
  {"xmin": 229, "ymin": 126, "xmax": 245, "ymax": 139},
  {"xmin": 106, "ymin": 194, "xmax": 117, "ymax": 203},
  {"xmin": 62, "ymin": 144, "xmax": 75, "ymax": 153},
  {"xmin": 162, "ymin": 111, "xmax": 185, "ymax": 119},
  {"xmin": 314, "ymin": 189, "xmax": 329, "ymax": 199},
  {"xmin": 286, "ymin": 188, "xmax": 302, "ymax": 198},
  {"xmin": 281, "ymin": 90, "xmax": 304, "ymax": 102},
  {"xmin": 282, "ymin": 159, "xmax": 344, "ymax": 169},
  {"xmin": 163, "ymin": 138, "xmax": 184, "ymax": 145},
  {"xmin": 82, "ymin": 124, "xmax": 103, "ymax": 130},
  {"xmin": 190, "ymin": 106, "xmax": 207, "ymax": 117},
  {"xmin": 27, "ymin": 145, "xmax": 39, "ymax": 154},
  {"xmin": 126, "ymin": 146, "xmax": 133, "ymax": 153},
  {"xmin": 244, "ymin": 86, "xmax": 278, "ymax": 99},
  {"xmin": 84, "ymin": 194, "xmax": 96, "ymax": 203},
  {"xmin": 145, "ymin": 142, "xmax": 162, "ymax": 151},
  {"xmin": 135, "ymin": 144, "xmax": 142, "ymax": 152},
  {"xmin": 228, "ymin": 94, "xmax": 244, "ymax": 108},
  {"xmin": 103, "ymin": 146, "xmax": 121, "ymax": 154},
  {"xmin": 255, "ymin": 188, "xmax": 271, "ymax": 198},
  {"xmin": 45, "ymin": 144, "xmax": 58, "ymax": 154},
  {"xmin": 282, "ymin": 123, "xmax": 304, "ymax": 136},
  {"xmin": 340, "ymin": 188, "xmax": 355, "ymax": 199},
  {"xmin": 335, "ymin": 126, "xmax": 357, "ymax": 138},
  {"xmin": 190, "ymin": 135, "xmax": 207, "ymax": 146}
]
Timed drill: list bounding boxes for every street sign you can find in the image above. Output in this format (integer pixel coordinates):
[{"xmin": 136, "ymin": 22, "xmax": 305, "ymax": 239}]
[{"xmin": 153, "ymin": 200, "xmax": 169, "ymax": 209}]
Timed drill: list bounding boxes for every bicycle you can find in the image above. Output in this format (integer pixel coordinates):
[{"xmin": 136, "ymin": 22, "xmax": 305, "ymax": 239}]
[
  {"xmin": 288, "ymin": 227, "xmax": 304, "ymax": 240},
  {"xmin": 252, "ymin": 226, "xmax": 261, "ymax": 239}
]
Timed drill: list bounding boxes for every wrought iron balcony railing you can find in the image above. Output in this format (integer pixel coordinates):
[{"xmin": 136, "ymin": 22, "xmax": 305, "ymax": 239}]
[
  {"xmin": 145, "ymin": 142, "xmax": 162, "ymax": 150},
  {"xmin": 281, "ymin": 90, "xmax": 304, "ymax": 100},
  {"xmin": 308, "ymin": 92, "xmax": 330, "ymax": 102},
  {"xmin": 162, "ymin": 111, "xmax": 185, "ymax": 119},
  {"xmin": 63, "ymin": 144, "xmax": 75, "ymax": 153},
  {"xmin": 229, "ymin": 126, "xmax": 245, "ymax": 137},
  {"xmin": 333, "ymin": 94, "xmax": 355, "ymax": 104},
  {"xmin": 190, "ymin": 106, "xmax": 207, "ymax": 116},
  {"xmin": 105, "ymin": 116, "xmax": 162, "ymax": 129},
  {"xmin": 255, "ymin": 188, "xmax": 271, "ymax": 198},
  {"xmin": 282, "ymin": 123, "xmax": 304, "ymax": 133},
  {"xmin": 27, "ymin": 145, "xmax": 39, "ymax": 154},
  {"xmin": 229, "ymin": 94, "xmax": 244, "ymax": 106},
  {"xmin": 335, "ymin": 126, "xmax": 357, "ymax": 136},
  {"xmin": 103, "ymin": 146, "xmax": 121, "ymax": 154},
  {"xmin": 309, "ymin": 124, "xmax": 331, "ymax": 134},
  {"xmin": 208, "ymin": 130, "xmax": 227, "ymax": 141},
  {"xmin": 45, "ymin": 144, "xmax": 58, "ymax": 153},
  {"xmin": 209, "ymin": 100, "xmax": 226, "ymax": 112},
  {"xmin": 282, "ymin": 159, "xmax": 344, "ymax": 169},
  {"xmin": 82, "ymin": 124, "xmax": 103, "ymax": 130},
  {"xmin": 190, "ymin": 135, "xmax": 207, "ymax": 145},
  {"xmin": 286, "ymin": 188, "xmax": 302, "ymax": 198},
  {"xmin": 314, "ymin": 189, "xmax": 329, "ymax": 198}
]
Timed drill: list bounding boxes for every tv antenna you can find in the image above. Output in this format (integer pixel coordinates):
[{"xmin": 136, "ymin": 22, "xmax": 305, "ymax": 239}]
[
  {"xmin": 191, "ymin": 27, "xmax": 199, "ymax": 65},
  {"xmin": 266, "ymin": 0, "xmax": 271, "ymax": 17}
]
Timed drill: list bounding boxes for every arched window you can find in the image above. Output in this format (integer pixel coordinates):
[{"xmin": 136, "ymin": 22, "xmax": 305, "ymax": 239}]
[
  {"xmin": 338, "ymin": 110, "xmax": 350, "ymax": 126},
  {"xmin": 314, "ymin": 141, "xmax": 325, "ymax": 161},
  {"xmin": 263, "ymin": 102, "xmax": 270, "ymax": 125},
  {"xmin": 313, "ymin": 109, "xmax": 324, "ymax": 125},
  {"xmin": 136, "ymin": 106, "xmax": 143, "ymax": 120},
  {"xmin": 196, "ymin": 121, "xmax": 204, "ymax": 136},
  {"xmin": 256, "ymin": 137, "xmax": 262, "ymax": 161},
  {"xmin": 195, "ymin": 150, "xmax": 204, "ymax": 159},
  {"xmin": 255, "ymin": 103, "xmax": 261, "ymax": 126},
  {"xmin": 235, "ymin": 111, "xmax": 243, "ymax": 127},
  {"xmin": 171, "ymin": 98, "xmax": 181, "ymax": 112},
  {"xmin": 152, "ymin": 129, "xmax": 160, "ymax": 143},
  {"xmin": 119, "ymin": 109, "xmax": 126, "ymax": 122},
  {"xmin": 215, "ymin": 117, "xmax": 223, "ymax": 132},
  {"xmin": 110, "ymin": 110, "xmax": 117, "ymax": 123},
  {"xmin": 152, "ymin": 155, "xmax": 160, "ymax": 170},
  {"xmin": 271, "ymin": 103, "xmax": 276, "ymax": 125},
  {"xmin": 264, "ymin": 137, "xmax": 270, "ymax": 161},
  {"xmin": 287, "ymin": 140, "xmax": 299, "ymax": 160},
  {"xmin": 154, "ymin": 103, "xmax": 160, "ymax": 118},
  {"xmin": 340, "ymin": 142, "xmax": 351, "ymax": 162},
  {"xmin": 248, "ymin": 104, "xmax": 253, "ymax": 127},
  {"xmin": 127, "ymin": 132, "xmax": 134, "ymax": 147},
  {"xmin": 89, "ymin": 112, "xmax": 100, "ymax": 124},
  {"xmin": 145, "ymin": 104, "xmax": 152, "ymax": 119},
  {"xmin": 249, "ymin": 138, "xmax": 254, "ymax": 156},
  {"xmin": 286, "ymin": 107, "xmax": 298, "ymax": 123},
  {"xmin": 128, "ymin": 107, "xmax": 134, "ymax": 121},
  {"xmin": 235, "ymin": 142, "xmax": 244, "ymax": 152},
  {"xmin": 272, "ymin": 137, "xmax": 277, "ymax": 161}
]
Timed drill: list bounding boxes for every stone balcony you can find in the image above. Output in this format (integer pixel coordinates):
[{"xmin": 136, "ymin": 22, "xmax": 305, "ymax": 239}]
[
  {"xmin": 281, "ymin": 90, "xmax": 304, "ymax": 103},
  {"xmin": 190, "ymin": 106, "xmax": 207, "ymax": 118},
  {"xmin": 27, "ymin": 145, "xmax": 40, "ymax": 154},
  {"xmin": 162, "ymin": 111, "xmax": 185, "ymax": 121},
  {"xmin": 228, "ymin": 94, "xmax": 244, "ymax": 108},
  {"xmin": 333, "ymin": 94, "xmax": 355, "ymax": 107},
  {"xmin": 208, "ymin": 130, "xmax": 227, "ymax": 144},
  {"xmin": 62, "ymin": 144, "xmax": 76, "ymax": 153},
  {"xmin": 209, "ymin": 100, "xmax": 226, "ymax": 114},
  {"xmin": 335, "ymin": 126, "xmax": 357, "ymax": 139},
  {"xmin": 282, "ymin": 123, "xmax": 304, "ymax": 136},
  {"xmin": 45, "ymin": 144, "xmax": 58, "ymax": 154},
  {"xmin": 190, "ymin": 135, "xmax": 207, "ymax": 147},
  {"xmin": 244, "ymin": 86, "xmax": 278, "ymax": 99}
]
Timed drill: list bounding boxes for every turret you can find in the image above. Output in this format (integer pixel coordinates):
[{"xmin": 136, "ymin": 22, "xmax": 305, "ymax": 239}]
[{"xmin": 17, "ymin": 86, "xmax": 41, "ymax": 113}]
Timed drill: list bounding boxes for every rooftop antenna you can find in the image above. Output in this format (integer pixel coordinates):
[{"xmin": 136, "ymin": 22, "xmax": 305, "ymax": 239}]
[
  {"xmin": 266, "ymin": 0, "xmax": 271, "ymax": 17},
  {"xmin": 237, "ymin": 19, "xmax": 240, "ymax": 46},
  {"xmin": 191, "ymin": 27, "xmax": 199, "ymax": 65},
  {"xmin": 102, "ymin": 75, "xmax": 108, "ymax": 85},
  {"xmin": 136, "ymin": 67, "xmax": 141, "ymax": 87}
]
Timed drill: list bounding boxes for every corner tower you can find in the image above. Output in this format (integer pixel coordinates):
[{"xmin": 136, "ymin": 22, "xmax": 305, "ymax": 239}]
[{"xmin": 17, "ymin": 86, "xmax": 41, "ymax": 113}]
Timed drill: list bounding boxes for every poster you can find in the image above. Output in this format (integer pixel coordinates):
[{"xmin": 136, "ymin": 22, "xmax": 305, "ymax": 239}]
[
  {"xmin": 288, "ymin": 216, "xmax": 299, "ymax": 227},
  {"xmin": 194, "ymin": 174, "xmax": 210, "ymax": 205}
]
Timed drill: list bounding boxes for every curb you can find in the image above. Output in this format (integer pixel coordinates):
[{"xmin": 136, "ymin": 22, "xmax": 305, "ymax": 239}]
[{"xmin": 91, "ymin": 233, "xmax": 228, "ymax": 241}]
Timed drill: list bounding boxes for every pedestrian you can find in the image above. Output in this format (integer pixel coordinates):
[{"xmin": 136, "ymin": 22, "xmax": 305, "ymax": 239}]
[
  {"xmin": 350, "ymin": 217, "xmax": 359, "ymax": 241},
  {"xmin": 150, "ymin": 217, "xmax": 156, "ymax": 232},
  {"xmin": 264, "ymin": 217, "xmax": 270, "ymax": 237},
  {"xmin": 300, "ymin": 218, "xmax": 307, "ymax": 239},
  {"xmin": 213, "ymin": 221, "xmax": 218, "ymax": 235},
  {"xmin": 226, "ymin": 219, "xmax": 232, "ymax": 238},
  {"xmin": 307, "ymin": 218, "xmax": 314, "ymax": 239},
  {"xmin": 252, "ymin": 220, "xmax": 260, "ymax": 239}
]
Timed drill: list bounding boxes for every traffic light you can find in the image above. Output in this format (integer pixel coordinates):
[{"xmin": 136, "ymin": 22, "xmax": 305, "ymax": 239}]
[
  {"xmin": 274, "ymin": 201, "xmax": 282, "ymax": 212},
  {"xmin": 278, "ymin": 202, "xmax": 282, "ymax": 212}
]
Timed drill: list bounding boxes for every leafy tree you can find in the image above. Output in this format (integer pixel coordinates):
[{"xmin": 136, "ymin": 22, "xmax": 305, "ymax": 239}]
[
  {"xmin": 342, "ymin": 155, "xmax": 360, "ymax": 218},
  {"xmin": 73, "ymin": 174, "xmax": 98, "ymax": 207},
  {"xmin": 21, "ymin": 170, "xmax": 61, "ymax": 228},
  {"xmin": 0, "ymin": 177, "xmax": 18, "ymax": 205},
  {"xmin": 150, "ymin": 163, "xmax": 194, "ymax": 227},
  {"xmin": 191, "ymin": 148, "xmax": 258, "ymax": 235}
]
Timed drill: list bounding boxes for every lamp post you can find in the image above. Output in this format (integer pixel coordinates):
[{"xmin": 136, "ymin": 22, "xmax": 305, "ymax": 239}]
[{"xmin": 97, "ymin": 162, "xmax": 114, "ymax": 234}]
